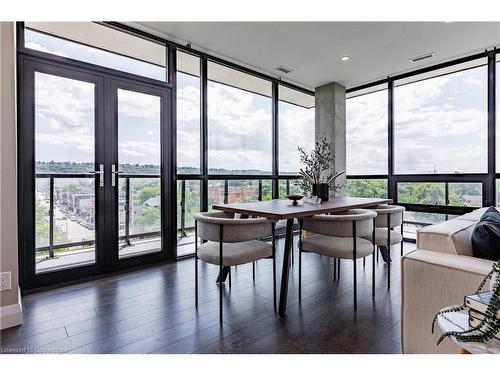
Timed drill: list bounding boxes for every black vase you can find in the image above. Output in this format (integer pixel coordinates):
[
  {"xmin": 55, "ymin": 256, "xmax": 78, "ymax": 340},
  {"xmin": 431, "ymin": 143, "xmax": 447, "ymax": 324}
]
[{"xmin": 312, "ymin": 183, "xmax": 329, "ymax": 201}]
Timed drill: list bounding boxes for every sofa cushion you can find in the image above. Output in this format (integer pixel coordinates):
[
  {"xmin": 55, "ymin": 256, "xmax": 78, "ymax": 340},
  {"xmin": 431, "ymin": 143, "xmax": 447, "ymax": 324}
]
[
  {"xmin": 471, "ymin": 207, "xmax": 500, "ymax": 261},
  {"xmin": 198, "ymin": 240, "xmax": 272, "ymax": 266},
  {"xmin": 417, "ymin": 219, "xmax": 475, "ymax": 256},
  {"xmin": 301, "ymin": 234, "xmax": 373, "ymax": 259}
]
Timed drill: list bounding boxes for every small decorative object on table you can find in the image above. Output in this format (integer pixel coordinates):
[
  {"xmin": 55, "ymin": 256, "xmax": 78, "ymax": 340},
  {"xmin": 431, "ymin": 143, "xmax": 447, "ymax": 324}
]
[
  {"xmin": 286, "ymin": 194, "xmax": 304, "ymax": 206},
  {"xmin": 432, "ymin": 259, "xmax": 500, "ymax": 349},
  {"xmin": 294, "ymin": 134, "xmax": 345, "ymax": 201},
  {"xmin": 304, "ymin": 195, "xmax": 321, "ymax": 205}
]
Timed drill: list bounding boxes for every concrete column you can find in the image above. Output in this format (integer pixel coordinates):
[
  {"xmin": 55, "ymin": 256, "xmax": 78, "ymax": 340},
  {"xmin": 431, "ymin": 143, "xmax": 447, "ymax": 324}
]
[
  {"xmin": 315, "ymin": 82, "xmax": 346, "ymax": 197},
  {"xmin": 1, "ymin": 22, "xmax": 23, "ymax": 329}
]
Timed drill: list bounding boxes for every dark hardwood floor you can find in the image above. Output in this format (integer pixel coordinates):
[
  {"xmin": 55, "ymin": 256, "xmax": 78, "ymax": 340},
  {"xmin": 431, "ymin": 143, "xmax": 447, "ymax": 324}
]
[{"xmin": 0, "ymin": 238, "xmax": 415, "ymax": 354}]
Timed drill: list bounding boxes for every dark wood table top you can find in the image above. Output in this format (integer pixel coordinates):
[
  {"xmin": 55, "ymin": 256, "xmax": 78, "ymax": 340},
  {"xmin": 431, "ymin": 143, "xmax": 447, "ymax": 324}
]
[{"xmin": 212, "ymin": 197, "xmax": 392, "ymax": 220}]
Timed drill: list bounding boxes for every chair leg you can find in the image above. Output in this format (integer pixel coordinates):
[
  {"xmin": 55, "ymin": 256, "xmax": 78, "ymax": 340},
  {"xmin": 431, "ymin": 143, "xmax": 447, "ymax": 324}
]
[
  {"xmin": 387, "ymin": 215, "xmax": 391, "ymax": 291},
  {"xmin": 219, "ymin": 262, "xmax": 223, "ymax": 323},
  {"xmin": 363, "ymin": 257, "xmax": 366, "ymax": 269},
  {"xmin": 272, "ymin": 222, "xmax": 277, "ymax": 312},
  {"xmin": 228, "ymin": 266, "xmax": 231, "ymax": 289},
  {"xmin": 219, "ymin": 226, "xmax": 224, "ymax": 324},
  {"xmin": 195, "ymin": 255, "xmax": 198, "ymax": 308},
  {"xmin": 337, "ymin": 259, "xmax": 341, "ymax": 281},
  {"xmin": 377, "ymin": 246, "xmax": 379, "ymax": 263},
  {"xmin": 291, "ymin": 237, "xmax": 294, "ymax": 266},
  {"xmin": 273, "ymin": 255, "xmax": 277, "ymax": 311},
  {"xmin": 353, "ymin": 221, "xmax": 357, "ymax": 311},
  {"xmin": 195, "ymin": 222, "xmax": 198, "ymax": 308},
  {"xmin": 372, "ymin": 253, "xmax": 376, "ymax": 298},
  {"xmin": 333, "ymin": 257, "xmax": 337, "ymax": 281},
  {"xmin": 401, "ymin": 216, "xmax": 404, "ymax": 257},
  {"xmin": 387, "ymin": 245, "xmax": 391, "ymax": 290},
  {"xmin": 353, "ymin": 259, "xmax": 357, "ymax": 311},
  {"xmin": 372, "ymin": 216, "xmax": 376, "ymax": 299},
  {"xmin": 252, "ymin": 262, "xmax": 255, "ymax": 282},
  {"xmin": 298, "ymin": 248, "xmax": 302, "ymax": 300}
]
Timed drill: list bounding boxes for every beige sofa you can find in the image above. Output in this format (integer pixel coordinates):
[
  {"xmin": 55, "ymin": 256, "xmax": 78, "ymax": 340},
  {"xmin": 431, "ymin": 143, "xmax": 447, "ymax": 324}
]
[{"xmin": 401, "ymin": 208, "xmax": 494, "ymax": 353}]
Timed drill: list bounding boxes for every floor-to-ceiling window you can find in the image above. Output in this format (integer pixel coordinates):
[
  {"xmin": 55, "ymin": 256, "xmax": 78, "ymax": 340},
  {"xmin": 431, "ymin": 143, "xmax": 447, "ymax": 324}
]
[
  {"xmin": 278, "ymin": 86, "xmax": 315, "ymax": 175},
  {"xmin": 278, "ymin": 86, "xmax": 315, "ymax": 196},
  {"xmin": 394, "ymin": 60, "xmax": 488, "ymax": 238},
  {"xmin": 205, "ymin": 63, "xmax": 273, "ymax": 234},
  {"xmin": 394, "ymin": 61, "xmax": 488, "ymax": 175},
  {"xmin": 20, "ymin": 22, "xmax": 317, "ymax": 287},
  {"xmin": 19, "ymin": 22, "xmax": 171, "ymax": 289},
  {"xmin": 346, "ymin": 85, "xmax": 388, "ymax": 200},
  {"xmin": 346, "ymin": 55, "xmax": 496, "ymax": 241},
  {"xmin": 34, "ymin": 72, "xmax": 97, "ymax": 273},
  {"xmin": 176, "ymin": 51, "xmax": 201, "ymax": 256},
  {"xmin": 207, "ymin": 62, "xmax": 273, "ymax": 175}
]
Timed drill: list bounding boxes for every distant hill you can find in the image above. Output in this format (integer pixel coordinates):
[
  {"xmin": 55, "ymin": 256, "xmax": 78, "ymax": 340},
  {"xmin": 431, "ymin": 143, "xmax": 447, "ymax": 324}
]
[{"xmin": 35, "ymin": 162, "xmax": 272, "ymax": 175}]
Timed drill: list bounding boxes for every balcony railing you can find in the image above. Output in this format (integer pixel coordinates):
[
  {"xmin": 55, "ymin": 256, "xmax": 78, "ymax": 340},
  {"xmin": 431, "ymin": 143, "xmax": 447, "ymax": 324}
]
[
  {"xmin": 35, "ymin": 172, "xmax": 95, "ymax": 260},
  {"xmin": 35, "ymin": 173, "xmax": 163, "ymax": 261},
  {"xmin": 118, "ymin": 174, "xmax": 161, "ymax": 250}
]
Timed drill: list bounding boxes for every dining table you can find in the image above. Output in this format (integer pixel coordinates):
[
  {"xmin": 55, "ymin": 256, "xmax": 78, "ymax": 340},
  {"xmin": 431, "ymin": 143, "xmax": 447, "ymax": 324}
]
[{"xmin": 212, "ymin": 196, "xmax": 392, "ymax": 316}]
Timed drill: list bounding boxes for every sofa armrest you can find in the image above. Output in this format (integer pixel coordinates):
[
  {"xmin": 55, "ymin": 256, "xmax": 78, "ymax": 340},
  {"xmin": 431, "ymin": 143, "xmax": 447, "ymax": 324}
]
[
  {"xmin": 416, "ymin": 219, "xmax": 475, "ymax": 256},
  {"xmin": 401, "ymin": 249, "xmax": 493, "ymax": 354}
]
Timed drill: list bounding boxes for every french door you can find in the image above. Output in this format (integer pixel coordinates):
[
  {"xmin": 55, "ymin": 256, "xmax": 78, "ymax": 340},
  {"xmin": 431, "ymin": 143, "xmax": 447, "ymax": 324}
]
[
  {"xmin": 19, "ymin": 59, "xmax": 172, "ymax": 290},
  {"xmin": 106, "ymin": 80, "xmax": 170, "ymax": 269}
]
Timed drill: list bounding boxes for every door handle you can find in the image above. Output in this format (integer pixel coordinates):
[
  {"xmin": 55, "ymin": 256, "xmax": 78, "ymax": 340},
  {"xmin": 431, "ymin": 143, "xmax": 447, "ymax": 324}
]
[
  {"xmin": 90, "ymin": 164, "xmax": 104, "ymax": 187},
  {"xmin": 111, "ymin": 164, "xmax": 124, "ymax": 187}
]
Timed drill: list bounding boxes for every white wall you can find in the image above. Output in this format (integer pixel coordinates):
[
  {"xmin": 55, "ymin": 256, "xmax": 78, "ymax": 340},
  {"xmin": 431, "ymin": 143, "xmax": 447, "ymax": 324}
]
[{"xmin": 0, "ymin": 21, "xmax": 22, "ymax": 329}]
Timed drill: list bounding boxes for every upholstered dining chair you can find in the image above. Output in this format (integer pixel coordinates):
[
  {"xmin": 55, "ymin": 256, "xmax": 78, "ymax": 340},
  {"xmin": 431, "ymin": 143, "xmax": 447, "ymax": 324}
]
[
  {"xmin": 364, "ymin": 204, "xmax": 405, "ymax": 290},
  {"xmin": 299, "ymin": 209, "xmax": 377, "ymax": 310},
  {"xmin": 194, "ymin": 211, "xmax": 277, "ymax": 323}
]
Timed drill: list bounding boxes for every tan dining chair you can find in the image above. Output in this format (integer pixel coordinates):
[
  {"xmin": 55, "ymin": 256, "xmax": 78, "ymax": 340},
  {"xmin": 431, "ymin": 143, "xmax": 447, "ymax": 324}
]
[
  {"xmin": 194, "ymin": 211, "xmax": 276, "ymax": 323},
  {"xmin": 364, "ymin": 204, "xmax": 405, "ymax": 290},
  {"xmin": 299, "ymin": 209, "xmax": 377, "ymax": 310}
]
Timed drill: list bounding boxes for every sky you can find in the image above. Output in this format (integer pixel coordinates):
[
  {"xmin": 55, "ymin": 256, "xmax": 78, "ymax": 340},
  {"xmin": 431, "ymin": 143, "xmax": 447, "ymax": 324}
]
[
  {"xmin": 347, "ymin": 64, "xmax": 490, "ymax": 175},
  {"xmin": 31, "ymin": 29, "xmax": 499, "ymax": 177},
  {"xmin": 26, "ymin": 29, "xmax": 165, "ymax": 81},
  {"xmin": 34, "ymin": 73, "xmax": 162, "ymax": 173},
  {"xmin": 177, "ymin": 73, "xmax": 315, "ymax": 174}
]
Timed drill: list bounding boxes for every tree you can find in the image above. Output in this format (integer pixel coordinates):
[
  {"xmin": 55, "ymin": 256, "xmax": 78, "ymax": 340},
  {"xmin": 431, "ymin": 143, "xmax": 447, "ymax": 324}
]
[
  {"xmin": 137, "ymin": 184, "xmax": 160, "ymax": 205},
  {"xmin": 346, "ymin": 179, "xmax": 387, "ymax": 198},
  {"xmin": 135, "ymin": 206, "xmax": 161, "ymax": 232}
]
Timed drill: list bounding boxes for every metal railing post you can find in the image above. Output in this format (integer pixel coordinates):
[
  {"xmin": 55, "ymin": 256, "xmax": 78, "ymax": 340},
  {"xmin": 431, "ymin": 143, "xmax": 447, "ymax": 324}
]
[
  {"xmin": 48, "ymin": 176, "xmax": 55, "ymax": 259},
  {"xmin": 223, "ymin": 180, "xmax": 229, "ymax": 204},
  {"xmin": 180, "ymin": 179, "xmax": 187, "ymax": 237},
  {"xmin": 125, "ymin": 177, "xmax": 131, "ymax": 246}
]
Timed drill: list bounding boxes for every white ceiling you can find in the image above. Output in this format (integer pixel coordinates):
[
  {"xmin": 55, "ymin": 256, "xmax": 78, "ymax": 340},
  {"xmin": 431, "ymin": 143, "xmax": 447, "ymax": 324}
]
[{"xmin": 129, "ymin": 22, "xmax": 500, "ymax": 91}]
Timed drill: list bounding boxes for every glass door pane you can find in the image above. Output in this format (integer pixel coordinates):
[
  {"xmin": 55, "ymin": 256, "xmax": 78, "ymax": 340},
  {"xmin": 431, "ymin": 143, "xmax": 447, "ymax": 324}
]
[
  {"xmin": 34, "ymin": 72, "xmax": 97, "ymax": 273},
  {"xmin": 117, "ymin": 88, "xmax": 162, "ymax": 259}
]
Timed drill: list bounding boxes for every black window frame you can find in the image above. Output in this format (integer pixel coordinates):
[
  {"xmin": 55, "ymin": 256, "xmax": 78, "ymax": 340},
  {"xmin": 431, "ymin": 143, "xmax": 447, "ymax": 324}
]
[
  {"xmin": 346, "ymin": 49, "xmax": 498, "ymax": 241},
  {"xmin": 16, "ymin": 21, "xmax": 315, "ymax": 290}
]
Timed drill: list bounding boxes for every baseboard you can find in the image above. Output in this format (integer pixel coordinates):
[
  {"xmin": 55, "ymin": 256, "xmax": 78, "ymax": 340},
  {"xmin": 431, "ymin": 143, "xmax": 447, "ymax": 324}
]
[{"xmin": 0, "ymin": 288, "xmax": 23, "ymax": 330}]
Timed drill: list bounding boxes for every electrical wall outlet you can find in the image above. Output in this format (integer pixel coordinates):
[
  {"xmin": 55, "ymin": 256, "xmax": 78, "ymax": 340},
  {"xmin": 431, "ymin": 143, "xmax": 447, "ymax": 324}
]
[{"xmin": 0, "ymin": 271, "xmax": 12, "ymax": 291}]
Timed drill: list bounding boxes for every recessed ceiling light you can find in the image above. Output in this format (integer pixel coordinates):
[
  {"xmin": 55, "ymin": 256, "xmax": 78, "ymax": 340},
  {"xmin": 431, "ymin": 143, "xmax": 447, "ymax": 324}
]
[
  {"xmin": 409, "ymin": 52, "xmax": 435, "ymax": 63},
  {"xmin": 341, "ymin": 56, "xmax": 350, "ymax": 62}
]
